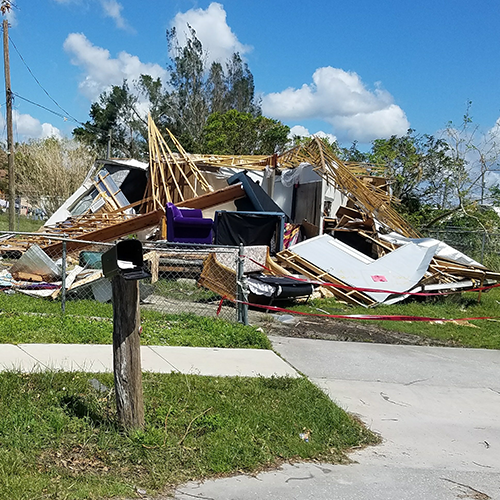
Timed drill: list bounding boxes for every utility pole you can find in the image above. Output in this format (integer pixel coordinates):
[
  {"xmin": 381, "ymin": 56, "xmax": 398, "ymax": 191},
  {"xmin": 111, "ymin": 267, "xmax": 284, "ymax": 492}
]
[
  {"xmin": 3, "ymin": 19, "xmax": 14, "ymax": 230},
  {"xmin": 107, "ymin": 129, "xmax": 112, "ymax": 159}
]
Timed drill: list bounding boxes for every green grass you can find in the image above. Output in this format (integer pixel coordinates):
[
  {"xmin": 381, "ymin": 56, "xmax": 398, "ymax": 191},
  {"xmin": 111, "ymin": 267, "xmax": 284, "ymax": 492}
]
[
  {"xmin": 152, "ymin": 278, "xmax": 220, "ymax": 302},
  {"xmin": 0, "ymin": 212, "xmax": 44, "ymax": 232},
  {"xmin": 0, "ymin": 371, "xmax": 378, "ymax": 500},
  {"xmin": 0, "ymin": 294, "xmax": 270, "ymax": 349},
  {"xmin": 292, "ymin": 286, "xmax": 500, "ymax": 349}
]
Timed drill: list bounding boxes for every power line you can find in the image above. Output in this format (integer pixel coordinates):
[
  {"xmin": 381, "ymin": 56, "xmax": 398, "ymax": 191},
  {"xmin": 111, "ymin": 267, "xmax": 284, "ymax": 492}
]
[
  {"xmin": 12, "ymin": 92, "xmax": 74, "ymax": 122},
  {"xmin": 7, "ymin": 35, "xmax": 148, "ymax": 138},
  {"xmin": 8, "ymin": 35, "xmax": 83, "ymax": 125},
  {"xmin": 7, "ymin": 35, "xmax": 110, "ymax": 135},
  {"xmin": 12, "ymin": 93, "xmax": 109, "ymax": 134}
]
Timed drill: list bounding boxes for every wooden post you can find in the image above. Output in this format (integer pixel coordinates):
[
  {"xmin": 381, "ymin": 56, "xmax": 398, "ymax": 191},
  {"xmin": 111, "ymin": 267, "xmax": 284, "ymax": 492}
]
[{"xmin": 112, "ymin": 275, "xmax": 145, "ymax": 430}]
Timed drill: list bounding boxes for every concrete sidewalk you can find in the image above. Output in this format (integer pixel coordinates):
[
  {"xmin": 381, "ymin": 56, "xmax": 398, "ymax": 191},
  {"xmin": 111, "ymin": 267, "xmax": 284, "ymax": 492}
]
[
  {"xmin": 0, "ymin": 343, "xmax": 299, "ymax": 378},
  {"xmin": 173, "ymin": 338, "xmax": 500, "ymax": 500}
]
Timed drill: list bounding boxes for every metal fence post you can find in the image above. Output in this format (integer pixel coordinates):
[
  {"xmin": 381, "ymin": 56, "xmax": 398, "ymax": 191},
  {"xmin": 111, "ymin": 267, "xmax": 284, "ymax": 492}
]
[
  {"xmin": 481, "ymin": 230, "xmax": 486, "ymax": 264},
  {"xmin": 236, "ymin": 244, "xmax": 248, "ymax": 325},
  {"xmin": 61, "ymin": 240, "xmax": 67, "ymax": 314}
]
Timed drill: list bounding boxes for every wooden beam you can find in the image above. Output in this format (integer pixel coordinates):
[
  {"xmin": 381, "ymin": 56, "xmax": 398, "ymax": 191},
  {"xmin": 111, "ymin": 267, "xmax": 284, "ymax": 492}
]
[
  {"xmin": 177, "ymin": 183, "xmax": 245, "ymax": 210},
  {"xmin": 43, "ymin": 210, "xmax": 165, "ymax": 257},
  {"xmin": 112, "ymin": 275, "xmax": 144, "ymax": 430}
]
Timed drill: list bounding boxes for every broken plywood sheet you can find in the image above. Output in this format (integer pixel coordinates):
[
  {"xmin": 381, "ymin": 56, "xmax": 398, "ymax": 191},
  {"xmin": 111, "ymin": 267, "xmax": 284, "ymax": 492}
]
[{"xmin": 289, "ymin": 234, "xmax": 438, "ymax": 304}]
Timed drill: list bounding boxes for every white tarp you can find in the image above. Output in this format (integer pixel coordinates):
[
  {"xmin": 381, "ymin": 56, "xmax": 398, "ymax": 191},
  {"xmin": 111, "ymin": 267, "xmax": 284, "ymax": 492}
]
[{"xmin": 290, "ymin": 234, "xmax": 439, "ymax": 304}]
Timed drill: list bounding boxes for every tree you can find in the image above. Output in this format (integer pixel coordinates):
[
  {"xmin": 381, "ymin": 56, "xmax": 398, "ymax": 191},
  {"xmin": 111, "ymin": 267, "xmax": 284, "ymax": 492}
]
[
  {"xmin": 488, "ymin": 184, "xmax": 500, "ymax": 207},
  {"xmin": 339, "ymin": 141, "xmax": 369, "ymax": 162},
  {"xmin": 224, "ymin": 53, "xmax": 259, "ymax": 116},
  {"xmin": 441, "ymin": 102, "xmax": 500, "ymax": 208},
  {"xmin": 165, "ymin": 25, "xmax": 209, "ymax": 149},
  {"xmin": 164, "ymin": 26, "xmax": 262, "ymax": 150},
  {"xmin": 201, "ymin": 110, "xmax": 289, "ymax": 155},
  {"xmin": 73, "ymin": 25, "xmax": 265, "ymax": 156},
  {"xmin": 207, "ymin": 61, "xmax": 227, "ymax": 114},
  {"xmin": 369, "ymin": 130, "xmax": 454, "ymax": 211},
  {"xmin": 73, "ymin": 82, "xmax": 144, "ymax": 159},
  {"xmin": 15, "ymin": 138, "xmax": 95, "ymax": 216}
]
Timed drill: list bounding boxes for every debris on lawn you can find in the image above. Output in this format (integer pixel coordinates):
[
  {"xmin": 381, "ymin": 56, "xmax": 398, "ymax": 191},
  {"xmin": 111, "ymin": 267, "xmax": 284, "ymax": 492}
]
[{"xmin": 1, "ymin": 115, "xmax": 498, "ymax": 308}]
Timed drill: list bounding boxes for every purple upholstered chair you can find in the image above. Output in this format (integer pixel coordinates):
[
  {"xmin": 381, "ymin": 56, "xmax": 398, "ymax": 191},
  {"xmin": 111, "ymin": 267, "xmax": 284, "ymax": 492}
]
[{"xmin": 166, "ymin": 202, "xmax": 213, "ymax": 244}]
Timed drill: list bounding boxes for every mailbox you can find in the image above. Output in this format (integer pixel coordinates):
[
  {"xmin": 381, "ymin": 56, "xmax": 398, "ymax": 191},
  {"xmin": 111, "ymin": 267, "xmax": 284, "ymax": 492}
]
[{"xmin": 101, "ymin": 240, "xmax": 151, "ymax": 280}]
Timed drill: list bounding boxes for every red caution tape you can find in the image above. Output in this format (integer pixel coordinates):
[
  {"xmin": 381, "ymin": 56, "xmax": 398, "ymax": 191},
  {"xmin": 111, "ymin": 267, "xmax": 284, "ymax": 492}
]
[
  {"xmin": 246, "ymin": 257, "xmax": 500, "ymax": 297},
  {"xmin": 216, "ymin": 296, "xmax": 226, "ymax": 317},
  {"xmin": 232, "ymin": 298, "xmax": 497, "ymax": 323}
]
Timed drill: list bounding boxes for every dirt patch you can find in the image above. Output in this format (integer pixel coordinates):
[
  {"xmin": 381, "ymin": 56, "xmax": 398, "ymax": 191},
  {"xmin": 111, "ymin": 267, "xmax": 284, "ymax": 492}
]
[{"xmin": 252, "ymin": 313, "xmax": 460, "ymax": 347}]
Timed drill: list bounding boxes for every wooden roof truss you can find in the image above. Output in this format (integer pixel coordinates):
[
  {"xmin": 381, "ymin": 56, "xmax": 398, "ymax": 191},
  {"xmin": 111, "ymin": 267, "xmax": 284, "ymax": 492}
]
[{"xmin": 142, "ymin": 115, "xmax": 214, "ymax": 212}]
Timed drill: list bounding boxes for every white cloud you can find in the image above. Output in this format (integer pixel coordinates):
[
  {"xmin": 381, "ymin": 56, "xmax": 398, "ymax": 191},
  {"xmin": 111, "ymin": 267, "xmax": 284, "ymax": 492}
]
[
  {"xmin": 13, "ymin": 110, "xmax": 62, "ymax": 140},
  {"xmin": 330, "ymin": 105, "xmax": 409, "ymax": 143},
  {"xmin": 100, "ymin": 0, "xmax": 134, "ymax": 32},
  {"xmin": 289, "ymin": 125, "xmax": 337, "ymax": 145},
  {"xmin": 289, "ymin": 125, "xmax": 310, "ymax": 138},
  {"xmin": 63, "ymin": 33, "xmax": 168, "ymax": 102},
  {"xmin": 487, "ymin": 117, "xmax": 500, "ymax": 144},
  {"xmin": 53, "ymin": 0, "xmax": 133, "ymax": 31},
  {"xmin": 262, "ymin": 66, "xmax": 409, "ymax": 143},
  {"xmin": 171, "ymin": 2, "xmax": 251, "ymax": 65}
]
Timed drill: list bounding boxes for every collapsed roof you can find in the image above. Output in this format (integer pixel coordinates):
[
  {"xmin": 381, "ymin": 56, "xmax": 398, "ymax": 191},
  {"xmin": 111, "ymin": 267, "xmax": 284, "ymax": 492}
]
[{"xmin": 0, "ymin": 116, "xmax": 498, "ymax": 307}]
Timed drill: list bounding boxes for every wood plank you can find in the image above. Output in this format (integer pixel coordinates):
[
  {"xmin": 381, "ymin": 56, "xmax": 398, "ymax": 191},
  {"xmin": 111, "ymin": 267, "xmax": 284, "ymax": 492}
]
[
  {"xmin": 176, "ymin": 183, "xmax": 245, "ymax": 210},
  {"xmin": 67, "ymin": 270, "xmax": 104, "ymax": 290},
  {"xmin": 50, "ymin": 265, "xmax": 84, "ymax": 299},
  {"xmin": 12, "ymin": 271, "xmax": 44, "ymax": 282},
  {"xmin": 143, "ymin": 251, "xmax": 159, "ymax": 284},
  {"xmin": 42, "ymin": 210, "xmax": 165, "ymax": 258}
]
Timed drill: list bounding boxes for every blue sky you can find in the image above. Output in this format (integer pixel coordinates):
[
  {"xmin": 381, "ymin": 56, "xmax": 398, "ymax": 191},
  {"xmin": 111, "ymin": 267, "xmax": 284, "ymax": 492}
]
[{"xmin": 2, "ymin": 0, "xmax": 499, "ymax": 149}]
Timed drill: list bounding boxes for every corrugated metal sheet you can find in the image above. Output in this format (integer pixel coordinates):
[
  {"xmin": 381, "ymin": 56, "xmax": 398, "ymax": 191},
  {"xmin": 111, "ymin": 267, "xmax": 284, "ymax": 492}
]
[{"xmin": 10, "ymin": 244, "xmax": 61, "ymax": 279}]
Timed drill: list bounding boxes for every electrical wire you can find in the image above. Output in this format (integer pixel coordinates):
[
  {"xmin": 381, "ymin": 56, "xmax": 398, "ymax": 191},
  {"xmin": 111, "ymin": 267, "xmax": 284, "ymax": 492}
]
[
  {"xmin": 8, "ymin": 36, "xmax": 111, "ymax": 134},
  {"xmin": 8, "ymin": 35, "xmax": 83, "ymax": 125},
  {"xmin": 8, "ymin": 35, "xmax": 148, "ymax": 137},
  {"xmin": 12, "ymin": 92, "xmax": 109, "ymax": 134},
  {"xmin": 12, "ymin": 92, "xmax": 74, "ymax": 123}
]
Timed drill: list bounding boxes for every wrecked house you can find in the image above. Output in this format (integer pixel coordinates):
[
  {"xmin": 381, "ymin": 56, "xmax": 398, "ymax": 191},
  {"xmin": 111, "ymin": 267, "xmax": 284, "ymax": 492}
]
[{"xmin": 0, "ymin": 114, "xmax": 499, "ymax": 310}]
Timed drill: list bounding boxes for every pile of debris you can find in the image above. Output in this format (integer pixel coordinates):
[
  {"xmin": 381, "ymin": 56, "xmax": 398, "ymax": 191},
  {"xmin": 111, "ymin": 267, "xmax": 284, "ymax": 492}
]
[{"xmin": 0, "ymin": 116, "xmax": 498, "ymax": 307}]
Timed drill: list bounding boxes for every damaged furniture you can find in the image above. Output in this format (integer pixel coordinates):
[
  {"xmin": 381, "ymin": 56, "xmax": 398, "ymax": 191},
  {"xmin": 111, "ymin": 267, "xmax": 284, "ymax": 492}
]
[
  {"xmin": 166, "ymin": 202, "xmax": 213, "ymax": 244},
  {"xmin": 245, "ymin": 273, "xmax": 314, "ymax": 305},
  {"xmin": 198, "ymin": 246, "xmax": 313, "ymax": 305},
  {"xmin": 214, "ymin": 211, "xmax": 285, "ymax": 252}
]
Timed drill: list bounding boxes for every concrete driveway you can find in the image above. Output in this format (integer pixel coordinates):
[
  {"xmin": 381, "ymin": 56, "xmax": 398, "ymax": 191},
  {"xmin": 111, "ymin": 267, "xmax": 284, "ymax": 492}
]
[{"xmin": 173, "ymin": 337, "xmax": 500, "ymax": 500}]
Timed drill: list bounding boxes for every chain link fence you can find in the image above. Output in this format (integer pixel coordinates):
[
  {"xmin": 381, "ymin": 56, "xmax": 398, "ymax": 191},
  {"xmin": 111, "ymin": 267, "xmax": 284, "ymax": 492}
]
[
  {"xmin": 0, "ymin": 233, "xmax": 247, "ymax": 323},
  {"xmin": 3, "ymin": 226, "xmax": 499, "ymax": 325},
  {"xmin": 422, "ymin": 227, "xmax": 500, "ymax": 269}
]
